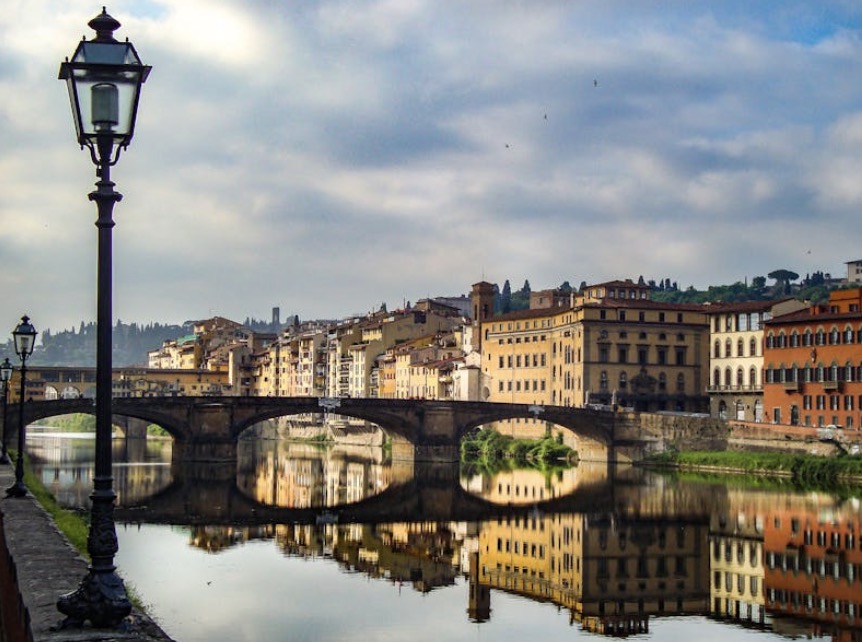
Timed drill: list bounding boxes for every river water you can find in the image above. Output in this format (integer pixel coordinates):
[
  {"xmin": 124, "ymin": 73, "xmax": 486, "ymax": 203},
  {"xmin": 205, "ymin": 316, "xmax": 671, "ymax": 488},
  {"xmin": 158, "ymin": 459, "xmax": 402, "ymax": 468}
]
[{"xmin": 25, "ymin": 429, "xmax": 862, "ymax": 642}]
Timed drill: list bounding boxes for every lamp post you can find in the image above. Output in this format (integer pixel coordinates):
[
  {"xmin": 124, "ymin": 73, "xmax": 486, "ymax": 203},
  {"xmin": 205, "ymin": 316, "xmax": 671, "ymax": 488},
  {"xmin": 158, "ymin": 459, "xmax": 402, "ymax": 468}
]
[
  {"xmin": 5, "ymin": 316, "xmax": 37, "ymax": 497},
  {"xmin": 56, "ymin": 8, "xmax": 150, "ymax": 628},
  {"xmin": 0, "ymin": 357, "xmax": 12, "ymax": 465}
]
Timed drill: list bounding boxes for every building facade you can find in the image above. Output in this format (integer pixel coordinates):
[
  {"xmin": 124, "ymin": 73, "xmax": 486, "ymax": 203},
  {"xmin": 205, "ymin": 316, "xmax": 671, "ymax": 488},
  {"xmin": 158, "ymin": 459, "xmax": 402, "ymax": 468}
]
[{"xmin": 763, "ymin": 288, "xmax": 862, "ymax": 429}]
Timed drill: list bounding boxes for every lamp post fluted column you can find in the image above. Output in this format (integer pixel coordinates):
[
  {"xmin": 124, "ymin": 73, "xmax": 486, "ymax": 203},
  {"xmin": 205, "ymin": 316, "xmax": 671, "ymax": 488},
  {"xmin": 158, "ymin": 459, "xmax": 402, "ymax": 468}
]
[
  {"xmin": 56, "ymin": 8, "xmax": 150, "ymax": 628},
  {"xmin": 56, "ymin": 139, "xmax": 129, "ymax": 628},
  {"xmin": 6, "ymin": 316, "xmax": 36, "ymax": 497},
  {"xmin": 0, "ymin": 357, "xmax": 13, "ymax": 465}
]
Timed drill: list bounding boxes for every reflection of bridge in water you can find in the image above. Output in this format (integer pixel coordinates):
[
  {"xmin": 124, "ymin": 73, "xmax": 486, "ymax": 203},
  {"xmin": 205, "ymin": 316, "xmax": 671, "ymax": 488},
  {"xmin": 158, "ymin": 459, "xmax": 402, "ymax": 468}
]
[{"xmin": 114, "ymin": 462, "xmax": 720, "ymax": 527}]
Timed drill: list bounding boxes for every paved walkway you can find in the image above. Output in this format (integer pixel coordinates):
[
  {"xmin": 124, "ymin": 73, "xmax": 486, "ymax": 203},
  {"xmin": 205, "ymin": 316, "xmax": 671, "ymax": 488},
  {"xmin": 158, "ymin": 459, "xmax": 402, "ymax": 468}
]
[{"xmin": 0, "ymin": 462, "xmax": 174, "ymax": 641}]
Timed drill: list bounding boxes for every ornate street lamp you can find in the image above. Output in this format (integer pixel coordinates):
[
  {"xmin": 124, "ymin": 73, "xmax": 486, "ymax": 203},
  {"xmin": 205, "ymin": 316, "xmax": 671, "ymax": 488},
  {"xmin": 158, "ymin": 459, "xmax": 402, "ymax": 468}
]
[
  {"xmin": 57, "ymin": 8, "xmax": 150, "ymax": 628},
  {"xmin": 0, "ymin": 357, "xmax": 12, "ymax": 465},
  {"xmin": 5, "ymin": 316, "xmax": 37, "ymax": 497}
]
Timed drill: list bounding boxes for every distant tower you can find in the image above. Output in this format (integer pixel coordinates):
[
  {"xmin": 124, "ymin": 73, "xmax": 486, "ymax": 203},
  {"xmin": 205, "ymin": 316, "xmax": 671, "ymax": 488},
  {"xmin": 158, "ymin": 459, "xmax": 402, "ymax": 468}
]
[
  {"xmin": 272, "ymin": 307, "xmax": 280, "ymax": 329},
  {"xmin": 470, "ymin": 281, "xmax": 496, "ymax": 352}
]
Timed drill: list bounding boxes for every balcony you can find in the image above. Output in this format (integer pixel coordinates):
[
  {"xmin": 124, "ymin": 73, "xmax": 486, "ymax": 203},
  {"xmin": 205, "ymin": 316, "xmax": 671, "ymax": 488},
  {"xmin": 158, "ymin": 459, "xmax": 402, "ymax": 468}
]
[{"xmin": 707, "ymin": 384, "xmax": 763, "ymax": 394}]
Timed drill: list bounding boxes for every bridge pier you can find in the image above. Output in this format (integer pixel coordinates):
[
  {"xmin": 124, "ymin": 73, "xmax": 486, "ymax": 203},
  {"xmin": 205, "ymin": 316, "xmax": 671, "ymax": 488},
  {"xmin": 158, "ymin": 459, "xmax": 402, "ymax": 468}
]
[{"xmin": 390, "ymin": 436, "xmax": 459, "ymax": 464}]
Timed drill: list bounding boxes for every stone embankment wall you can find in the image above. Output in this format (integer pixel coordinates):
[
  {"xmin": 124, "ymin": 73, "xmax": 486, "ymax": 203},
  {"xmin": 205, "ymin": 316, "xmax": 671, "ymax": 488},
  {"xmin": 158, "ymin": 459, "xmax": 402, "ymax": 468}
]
[{"xmin": 612, "ymin": 412, "xmax": 860, "ymax": 461}]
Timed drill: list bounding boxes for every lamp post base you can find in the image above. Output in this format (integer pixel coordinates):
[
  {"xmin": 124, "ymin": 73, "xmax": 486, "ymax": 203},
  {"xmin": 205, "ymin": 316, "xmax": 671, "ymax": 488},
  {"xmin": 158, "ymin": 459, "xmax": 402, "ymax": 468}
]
[
  {"xmin": 5, "ymin": 481, "xmax": 27, "ymax": 497},
  {"xmin": 57, "ymin": 570, "xmax": 132, "ymax": 629}
]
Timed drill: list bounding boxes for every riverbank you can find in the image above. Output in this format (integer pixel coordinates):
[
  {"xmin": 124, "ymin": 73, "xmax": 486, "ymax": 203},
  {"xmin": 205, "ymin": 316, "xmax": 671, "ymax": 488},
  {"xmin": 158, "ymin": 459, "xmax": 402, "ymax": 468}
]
[
  {"xmin": 641, "ymin": 450, "xmax": 862, "ymax": 487},
  {"xmin": 0, "ymin": 461, "xmax": 173, "ymax": 641}
]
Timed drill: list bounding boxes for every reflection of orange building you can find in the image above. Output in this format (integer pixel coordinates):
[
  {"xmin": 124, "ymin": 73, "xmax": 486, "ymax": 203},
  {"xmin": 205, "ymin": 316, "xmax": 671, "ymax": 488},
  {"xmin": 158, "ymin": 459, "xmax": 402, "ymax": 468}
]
[
  {"xmin": 763, "ymin": 288, "xmax": 862, "ymax": 429},
  {"xmin": 763, "ymin": 501, "xmax": 862, "ymax": 639}
]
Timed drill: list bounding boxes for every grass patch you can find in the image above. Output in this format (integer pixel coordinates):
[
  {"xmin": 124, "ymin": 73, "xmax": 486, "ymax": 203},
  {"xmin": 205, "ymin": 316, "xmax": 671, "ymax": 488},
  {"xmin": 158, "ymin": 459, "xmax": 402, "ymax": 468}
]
[{"xmin": 645, "ymin": 450, "xmax": 862, "ymax": 493}]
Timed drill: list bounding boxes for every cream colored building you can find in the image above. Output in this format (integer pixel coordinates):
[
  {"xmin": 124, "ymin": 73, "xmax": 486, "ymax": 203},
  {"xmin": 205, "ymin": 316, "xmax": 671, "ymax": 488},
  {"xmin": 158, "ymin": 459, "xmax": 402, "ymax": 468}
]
[{"xmin": 705, "ymin": 298, "xmax": 806, "ymax": 421}]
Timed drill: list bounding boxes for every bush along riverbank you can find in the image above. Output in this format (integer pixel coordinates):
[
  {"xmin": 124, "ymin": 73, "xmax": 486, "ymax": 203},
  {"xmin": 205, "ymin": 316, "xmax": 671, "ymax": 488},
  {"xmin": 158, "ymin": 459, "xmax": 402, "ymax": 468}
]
[
  {"xmin": 460, "ymin": 428, "xmax": 577, "ymax": 476},
  {"xmin": 643, "ymin": 450, "xmax": 862, "ymax": 493}
]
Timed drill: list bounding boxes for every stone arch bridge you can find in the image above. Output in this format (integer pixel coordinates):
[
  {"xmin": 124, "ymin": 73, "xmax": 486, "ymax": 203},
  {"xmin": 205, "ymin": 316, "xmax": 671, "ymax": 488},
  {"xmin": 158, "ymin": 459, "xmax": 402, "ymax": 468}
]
[{"xmin": 5, "ymin": 396, "xmax": 630, "ymax": 463}]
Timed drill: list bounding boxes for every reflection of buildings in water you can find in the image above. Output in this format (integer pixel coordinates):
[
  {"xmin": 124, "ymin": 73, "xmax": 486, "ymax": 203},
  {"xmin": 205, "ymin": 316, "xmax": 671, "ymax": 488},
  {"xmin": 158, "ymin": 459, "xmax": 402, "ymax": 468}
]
[
  {"xmin": 29, "ymin": 434, "xmax": 173, "ymax": 509},
  {"xmin": 266, "ymin": 521, "xmax": 467, "ymax": 595},
  {"xmin": 762, "ymin": 496, "xmax": 862, "ymax": 639},
  {"xmin": 237, "ymin": 440, "xmax": 391, "ymax": 509},
  {"xmin": 188, "ymin": 524, "xmax": 276, "ymax": 553},
  {"xmin": 708, "ymin": 489, "xmax": 769, "ymax": 629},
  {"xmin": 333, "ymin": 522, "xmax": 463, "ymax": 593},
  {"xmin": 462, "ymin": 467, "xmax": 585, "ymax": 505},
  {"xmin": 473, "ymin": 512, "xmax": 711, "ymax": 635}
]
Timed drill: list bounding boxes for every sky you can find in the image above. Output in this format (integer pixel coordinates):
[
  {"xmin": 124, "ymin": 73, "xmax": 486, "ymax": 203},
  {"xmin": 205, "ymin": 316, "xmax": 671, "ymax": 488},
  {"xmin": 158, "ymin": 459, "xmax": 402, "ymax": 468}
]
[{"xmin": 2, "ymin": 1, "xmax": 862, "ymax": 338}]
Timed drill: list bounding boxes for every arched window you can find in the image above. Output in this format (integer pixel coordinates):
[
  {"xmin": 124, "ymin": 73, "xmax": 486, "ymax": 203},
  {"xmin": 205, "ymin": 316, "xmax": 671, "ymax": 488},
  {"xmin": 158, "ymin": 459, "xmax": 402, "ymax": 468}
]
[
  {"xmin": 750, "ymin": 337, "xmax": 757, "ymax": 357},
  {"xmin": 749, "ymin": 367, "xmax": 757, "ymax": 387},
  {"xmin": 736, "ymin": 367, "xmax": 744, "ymax": 388},
  {"xmin": 713, "ymin": 340, "xmax": 721, "ymax": 358},
  {"xmin": 737, "ymin": 338, "xmax": 744, "ymax": 357},
  {"xmin": 724, "ymin": 338, "xmax": 732, "ymax": 358}
]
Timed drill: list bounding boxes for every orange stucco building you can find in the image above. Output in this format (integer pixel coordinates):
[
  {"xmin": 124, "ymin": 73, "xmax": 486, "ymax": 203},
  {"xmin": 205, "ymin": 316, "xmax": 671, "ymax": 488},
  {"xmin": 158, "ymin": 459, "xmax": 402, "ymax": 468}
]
[{"xmin": 763, "ymin": 288, "xmax": 862, "ymax": 429}]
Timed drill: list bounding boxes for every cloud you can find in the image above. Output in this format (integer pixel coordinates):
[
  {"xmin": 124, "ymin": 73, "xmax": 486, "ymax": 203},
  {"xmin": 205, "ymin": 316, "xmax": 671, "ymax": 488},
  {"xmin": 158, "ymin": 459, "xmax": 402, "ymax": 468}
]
[{"xmin": 2, "ymin": 0, "xmax": 862, "ymax": 335}]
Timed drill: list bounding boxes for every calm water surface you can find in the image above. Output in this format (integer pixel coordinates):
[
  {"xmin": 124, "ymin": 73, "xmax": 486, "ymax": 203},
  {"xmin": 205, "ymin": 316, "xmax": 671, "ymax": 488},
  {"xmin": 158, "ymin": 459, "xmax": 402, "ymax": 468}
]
[{"xmin": 27, "ymin": 430, "xmax": 861, "ymax": 642}]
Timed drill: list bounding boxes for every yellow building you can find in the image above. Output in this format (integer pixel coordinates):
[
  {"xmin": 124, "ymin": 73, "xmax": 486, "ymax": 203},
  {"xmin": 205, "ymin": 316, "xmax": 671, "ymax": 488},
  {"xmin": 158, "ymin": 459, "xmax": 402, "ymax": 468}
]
[{"xmin": 480, "ymin": 280, "xmax": 711, "ymax": 415}]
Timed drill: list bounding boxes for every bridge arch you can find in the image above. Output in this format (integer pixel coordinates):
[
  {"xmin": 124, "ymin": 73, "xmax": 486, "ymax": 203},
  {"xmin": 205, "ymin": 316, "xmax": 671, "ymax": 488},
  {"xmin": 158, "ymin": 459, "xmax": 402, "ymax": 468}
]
[{"xmin": 9, "ymin": 397, "xmax": 620, "ymax": 463}]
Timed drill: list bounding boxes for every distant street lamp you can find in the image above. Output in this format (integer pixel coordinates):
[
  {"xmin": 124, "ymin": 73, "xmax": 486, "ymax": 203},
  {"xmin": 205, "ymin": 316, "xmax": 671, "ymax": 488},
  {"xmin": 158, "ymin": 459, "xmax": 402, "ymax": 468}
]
[
  {"xmin": 1, "ymin": 357, "xmax": 15, "ymax": 464},
  {"xmin": 56, "ymin": 8, "xmax": 150, "ymax": 628},
  {"xmin": 5, "ymin": 316, "xmax": 37, "ymax": 497}
]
